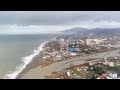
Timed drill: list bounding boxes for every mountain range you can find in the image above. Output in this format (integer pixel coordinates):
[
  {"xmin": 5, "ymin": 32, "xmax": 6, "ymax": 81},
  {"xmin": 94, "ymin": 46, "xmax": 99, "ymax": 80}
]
[{"xmin": 60, "ymin": 27, "xmax": 120, "ymax": 35}]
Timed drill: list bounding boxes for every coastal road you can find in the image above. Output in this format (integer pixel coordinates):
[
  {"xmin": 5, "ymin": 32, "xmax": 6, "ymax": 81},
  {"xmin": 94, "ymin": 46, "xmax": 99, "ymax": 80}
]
[{"xmin": 21, "ymin": 49, "xmax": 120, "ymax": 79}]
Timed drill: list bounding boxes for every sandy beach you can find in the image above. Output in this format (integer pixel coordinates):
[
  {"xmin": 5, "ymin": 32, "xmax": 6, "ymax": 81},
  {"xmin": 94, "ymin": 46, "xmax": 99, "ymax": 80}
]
[
  {"xmin": 16, "ymin": 52, "xmax": 44, "ymax": 79},
  {"xmin": 19, "ymin": 49, "xmax": 120, "ymax": 79}
]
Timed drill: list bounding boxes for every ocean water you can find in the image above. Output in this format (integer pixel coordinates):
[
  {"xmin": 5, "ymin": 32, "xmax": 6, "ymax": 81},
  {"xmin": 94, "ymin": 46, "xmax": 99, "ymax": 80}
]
[{"xmin": 0, "ymin": 34, "xmax": 57, "ymax": 79}]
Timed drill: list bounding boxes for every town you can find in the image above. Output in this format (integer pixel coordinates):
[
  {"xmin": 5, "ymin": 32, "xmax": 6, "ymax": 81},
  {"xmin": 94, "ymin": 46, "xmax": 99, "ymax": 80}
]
[
  {"xmin": 40, "ymin": 33, "xmax": 120, "ymax": 79},
  {"xmin": 44, "ymin": 56, "xmax": 120, "ymax": 79}
]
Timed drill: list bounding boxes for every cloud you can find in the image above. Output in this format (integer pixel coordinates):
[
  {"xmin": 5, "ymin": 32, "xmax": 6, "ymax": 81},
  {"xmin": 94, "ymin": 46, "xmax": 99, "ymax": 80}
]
[
  {"xmin": 0, "ymin": 11, "xmax": 120, "ymax": 34},
  {"xmin": 72, "ymin": 20, "xmax": 120, "ymax": 29},
  {"xmin": 0, "ymin": 11, "xmax": 120, "ymax": 25},
  {"xmin": 0, "ymin": 20, "xmax": 120, "ymax": 34},
  {"xmin": 0, "ymin": 25, "xmax": 75, "ymax": 34}
]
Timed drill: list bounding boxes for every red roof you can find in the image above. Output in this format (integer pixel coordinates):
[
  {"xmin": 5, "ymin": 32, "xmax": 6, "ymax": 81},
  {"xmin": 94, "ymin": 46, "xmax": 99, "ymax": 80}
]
[
  {"xmin": 98, "ymin": 75, "xmax": 105, "ymax": 79},
  {"xmin": 103, "ymin": 72, "xmax": 109, "ymax": 76}
]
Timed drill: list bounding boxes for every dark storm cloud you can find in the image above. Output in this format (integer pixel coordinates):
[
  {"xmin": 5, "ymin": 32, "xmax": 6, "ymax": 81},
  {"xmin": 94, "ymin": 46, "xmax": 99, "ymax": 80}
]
[{"xmin": 0, "ymin": 11, "xmax": 120, "ymax": 25}]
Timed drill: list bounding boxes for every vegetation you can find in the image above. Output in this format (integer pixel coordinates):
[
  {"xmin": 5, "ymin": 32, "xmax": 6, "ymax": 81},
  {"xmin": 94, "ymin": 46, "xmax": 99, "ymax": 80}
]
[
  {"xmin": 72, "ymin": 68, "xmax": 81, "ymax": 78},
  {"xmin": 106, "ymin": 65, "xmax": 113, "ymax": 71},
  {"xmin": 94, "ymin": 68, "xmax": 105, "ymax": 75},
  {"xmin": 87, "ymin": 66, "xmax": 91, "ymax": 71},
  {"xmin": 87, "ymin": 65, "xmax": 105, "ymax": 75}
]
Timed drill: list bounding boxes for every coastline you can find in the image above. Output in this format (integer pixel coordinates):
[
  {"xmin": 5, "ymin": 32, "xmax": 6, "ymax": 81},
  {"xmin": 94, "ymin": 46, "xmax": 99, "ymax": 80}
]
[
  {"xmin": 16, "ymin": 52, "xmax": 44, "ymax": 79},
  {"xmin": 16, "ymin": 38, "xmax": 57, "ymax": 79},
  {"xmin": 20, "ymin": 48, "xmax": 120, "ymax": 79},
  {"xmin": 4, "ymin": 40, "xmax": 49, "ymax": 79},
  {"xmin": 6, "ymin": 36, "xmax": 120, "ymax": 79},
  {"xmin": 20, "ymin": 49, "xmax": 120, "ymax": 79}
]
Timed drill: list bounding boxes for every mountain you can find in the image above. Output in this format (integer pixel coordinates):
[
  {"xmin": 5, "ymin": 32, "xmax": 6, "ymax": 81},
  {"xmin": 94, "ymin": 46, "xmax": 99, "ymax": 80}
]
[
  {"xmin": 90, "ymin": 28, "xmax": 120, "ymax": 35},
  {"xmin": 60, "ymin": 27, "xmax": 88, "ymax": 34},
  {"xmin": 60, "ymin": 27, "xmax": 120, "ymax": 35}
]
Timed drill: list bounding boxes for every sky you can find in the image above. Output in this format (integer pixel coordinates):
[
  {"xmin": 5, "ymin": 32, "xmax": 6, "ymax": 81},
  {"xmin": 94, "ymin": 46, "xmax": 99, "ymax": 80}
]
[{"xmin": 1, "ymin": 11, "xmax": 120, "ymax": 34}]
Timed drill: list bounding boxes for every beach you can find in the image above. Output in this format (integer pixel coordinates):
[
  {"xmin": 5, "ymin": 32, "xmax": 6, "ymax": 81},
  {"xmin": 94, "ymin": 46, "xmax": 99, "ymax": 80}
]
[
  {"xmin": 0, "ymin": 34, "xmax": 57, "ymax": 79},
  {"xmin": 16, "ymin": 53, "xmax": 44, "ymax": 79},
  {"xmin": 19, "ymin": 47, "xmax": 120, "ymax": 79}
]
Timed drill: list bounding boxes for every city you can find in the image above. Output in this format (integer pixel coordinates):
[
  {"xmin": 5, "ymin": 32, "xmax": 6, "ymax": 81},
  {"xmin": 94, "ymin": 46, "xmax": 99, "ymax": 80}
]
[
  {"xmin": 40, "ymin": 32, "xmax": 120, "ymax": 79},
  {"xmin": 1, "ymin": 11, "xmax": 120, "ymax": 79}
]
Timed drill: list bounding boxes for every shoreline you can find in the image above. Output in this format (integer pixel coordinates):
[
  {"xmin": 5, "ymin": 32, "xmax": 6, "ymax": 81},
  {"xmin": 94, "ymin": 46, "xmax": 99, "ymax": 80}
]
[
  {"xmin": 20, "ymin": 48, "xmax": 120, "ymax": 79},
  {"xmin": 4, "ymin": 40, "xmax": 49, "ymax": 79},
  {"xmin": 20, "ymin": 49, "xmax": 120, "ymax": 79},
  {"xmin": 9, "ymin": 35, "xmax": 119, "ymax": 79},
  {"xmin": 16, "ymin": 52, "xmax": 44, "ymax": 79},
  {"xmin": 16, "ymin": 38, "xmax": 57, "ymax": 79}
]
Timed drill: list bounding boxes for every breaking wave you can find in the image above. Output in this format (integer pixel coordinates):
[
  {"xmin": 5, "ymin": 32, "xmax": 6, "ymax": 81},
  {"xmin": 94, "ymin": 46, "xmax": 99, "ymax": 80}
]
[{"xmin": 4, "ymin": 41, "xmax": 48, "ymax": 79}]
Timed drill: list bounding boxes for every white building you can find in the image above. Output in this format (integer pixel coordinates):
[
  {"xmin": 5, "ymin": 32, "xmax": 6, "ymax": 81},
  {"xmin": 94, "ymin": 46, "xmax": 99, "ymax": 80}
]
[
  {"xmin": 86, "ymin": 38, "xmax": 106, "ymax": 46},
  {"xmin": 105, "ymin": 60, "xmax": 118, "ymax": 67},
  {"xmin": 89, "ymin": 61, "xmax": 97, "ymax": 66},
  {"xmin": 59, "ymin": 38, "xmax": 65, "ymax": 43},
  {"xmin": 70, "ymin": 52, "xmax": 78, "ymax": 57},
  {"xmin": 54, "ymin": 55, "xmax": 62, "ymax": 61},
  {"xmin": 43, "ymin": 55, "xmax": 51, "ymax": 59},
  {"xmin": 67, "ymin": 72, "xmax": 70, "ymax": 77},
  {"xmin": 106, "ymin": 72, "xmax": 117, "ymax": 79},
  {"xmin": 52, "ymin": 51, "xmax": 61, "ymax": 57}
]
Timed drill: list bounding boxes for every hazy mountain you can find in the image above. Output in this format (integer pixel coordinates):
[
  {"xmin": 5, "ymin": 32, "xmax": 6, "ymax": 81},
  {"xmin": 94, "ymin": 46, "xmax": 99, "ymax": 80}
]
[
  {"xmin": 90, "ymin": 28, "xmax": 120, "ymax": 35},
  {"xmin": 60, "ymin": 27, "xmax": 120, "ymax": 35},
  {"xmin": 60, "ymin": 27, "xmax": 89, "ymax": 34}
]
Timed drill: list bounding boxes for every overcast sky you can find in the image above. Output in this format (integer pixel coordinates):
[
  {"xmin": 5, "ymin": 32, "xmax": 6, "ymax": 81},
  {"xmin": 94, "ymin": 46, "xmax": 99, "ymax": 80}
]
[{"xmin": 1, "ymin": 11, "xmax": 120, "ymax": 34}]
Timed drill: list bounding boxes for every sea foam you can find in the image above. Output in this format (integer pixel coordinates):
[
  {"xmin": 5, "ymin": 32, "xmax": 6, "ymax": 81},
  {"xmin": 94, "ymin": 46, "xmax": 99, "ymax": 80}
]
[{"xmin": 4, "ymin": 41, "xmax": 48, "ymax": 79}]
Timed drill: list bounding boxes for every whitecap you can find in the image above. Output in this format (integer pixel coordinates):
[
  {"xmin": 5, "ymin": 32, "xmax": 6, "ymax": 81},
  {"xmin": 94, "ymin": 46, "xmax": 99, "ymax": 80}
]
[{"xmin": 4, "ymin": 41, "xmax": 48, "ymax": 79}]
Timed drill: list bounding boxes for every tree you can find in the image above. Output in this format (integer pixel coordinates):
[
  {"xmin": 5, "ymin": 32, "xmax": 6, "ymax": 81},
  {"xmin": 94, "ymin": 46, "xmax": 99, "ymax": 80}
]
[{"xmin": 94, "ymin": 68, "xmax": 105, "ymax": 75}]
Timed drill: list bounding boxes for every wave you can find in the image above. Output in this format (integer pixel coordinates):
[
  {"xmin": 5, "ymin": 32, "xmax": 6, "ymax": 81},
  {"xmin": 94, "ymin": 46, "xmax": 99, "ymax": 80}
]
[{"xmin": 4, "ymin": 41, "xmax": 48, "ymax": 79}]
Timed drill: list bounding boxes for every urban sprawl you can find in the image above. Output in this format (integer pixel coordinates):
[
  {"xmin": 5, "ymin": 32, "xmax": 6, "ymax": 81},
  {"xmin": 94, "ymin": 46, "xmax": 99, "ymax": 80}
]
[{"xmin": 41, "ymin": 33, "xmax": 120, "ymax": 79}]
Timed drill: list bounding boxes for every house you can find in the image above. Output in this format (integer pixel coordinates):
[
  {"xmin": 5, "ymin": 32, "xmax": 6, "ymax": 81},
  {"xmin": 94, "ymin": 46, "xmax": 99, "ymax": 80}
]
[
  {"xmin": 89, "ymin": 62, "xmax": 97, "ymax": 66},
  {"xmin": 97, "ymin": 75, "xmax": 105, "ymax": 79},
  {"xmin": 106, "ymin": 72, "xmax": 117, "ymax": 79},
  {"xmin": 67, "ymin": 44, "xmax": 82, "ymax": 52},
  {"xmin": 74, "ymin": 48, "xmax": 81, "ymax": 52},
  {"xmin": 70, "ymin": 52, "xmax": 78, "ymax": 57},
  {"xmin": 117, "ymin": 61, "xmax": 120, "ymax": 66},
  {"xmin": 67, "ymin": 47, "xmax": 74, "ymax": 52},
  {"xmin": 43, "ymin": 55, "xmax": 51, "ymax": 59},
  {"xmin": 76, "ymin": 67, "xmax": 81, "ymax": 72},
  {"xmin": 52, "ymin": 51, "xmax": 61, "ymax": 57},
  {"xmin": 54, "ymin": 55, "xmax": 62, "ymax": 61},
  {"xmin": 109, "ymin": 61, "xmax": 117, "ymax": 67},
  {"xmin": 105, "ymin": 59, "xmax": 118, "ymax": 67},
  {"xmin": 67, "ymin": 72, "xmax": 70, "ymax": 77},
  {"xmin": 59, "ymin": 38, "xmax": 65, "ymax": 42},
  {"xmin": 96, "ymin": 72, "xmax": 109, "ymax": 79},
  {"xmin": 86, "ymin": 38, "xmax": 105, "ymax": 46}
]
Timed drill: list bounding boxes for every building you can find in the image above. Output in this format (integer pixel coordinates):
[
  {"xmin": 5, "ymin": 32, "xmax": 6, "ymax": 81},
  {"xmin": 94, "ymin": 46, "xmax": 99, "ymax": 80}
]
[
  {"xmin": 97, "ymin": 76, "xmax": 105, "ymax": 79},
  {"xmin": 67, "ymin": 71, "xmax": 70, "ymax": 77},
  {"xmin": 89, "ymin": 62, "xmax": 98, "ymax": 66},
  {"xmin": 52, "ymin": 51, "xmax": 61, "ymax": 57},
  {"xmin": 106, "ymin": 72, "xmax": 117, "ymax": 79},
  {"xmin": 105, "ymin": 59, "xmax": 119, "ymax": 67},
  {"xmin": 67, "ymin": 44, "xmax": 82, "ymax": 53},
  {"xmin": 43, "ymin": 55, "xmax": 51, "ymax": 59},
  {"xmin": 70, "ymin": 53, "xmax": 78, "ymax": 57},
  {"xmin": 86, "ymin": 38, "xmax": 106, "ymax": 46},
  {"xmin": 59, "ymin": 38, "xmax": 65, "ymax": 43},
  {"xmin": 67, "ymin": 47, "xmax": 74, "ymax": 52},
  {"xmin": 110, "ymin": 62, "xmax": 117, "ymax": 67},
  {"xmin": 74, "ymin": 48, "xmax": 81, "ymax": 52},
  {"xmin": 54, "ymin": 55, "xmax": 62, "ymax": 61}
]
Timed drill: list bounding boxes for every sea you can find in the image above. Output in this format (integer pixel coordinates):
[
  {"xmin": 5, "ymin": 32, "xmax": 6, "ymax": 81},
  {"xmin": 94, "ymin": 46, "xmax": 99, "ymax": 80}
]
[{"xmin": 0, "ymin": 34, "xmax": 58, "ymax": 79}]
